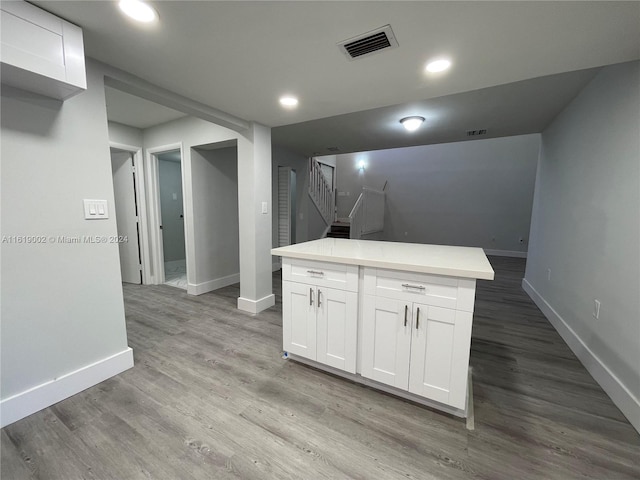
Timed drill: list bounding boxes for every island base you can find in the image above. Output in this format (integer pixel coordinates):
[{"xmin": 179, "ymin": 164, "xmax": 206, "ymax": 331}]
[{"xmin": 285, "ymin": 352, "xmax": 475, "ymax": 429}]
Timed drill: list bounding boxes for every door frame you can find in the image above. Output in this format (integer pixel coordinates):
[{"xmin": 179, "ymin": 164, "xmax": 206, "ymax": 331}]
[
  {"xmin": 145, "ymin": 143, "xmax": 186, "ymax": 285},
  {"xmin": 109, "ymin": 141, "xmax": 150, "ymax": 284}
]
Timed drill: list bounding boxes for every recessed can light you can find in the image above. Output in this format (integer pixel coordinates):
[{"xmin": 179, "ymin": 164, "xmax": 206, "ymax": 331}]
[
  {"xmin": 279, "ymin": 96, "xmax": 299, "ymax": 107},
  {"xmin": 426, "ymin": 59, "xmax": 452, "ymax": 73},
  {"xmin": 118, "ymin": 0, "xmax": 158, "ymax": 23}
]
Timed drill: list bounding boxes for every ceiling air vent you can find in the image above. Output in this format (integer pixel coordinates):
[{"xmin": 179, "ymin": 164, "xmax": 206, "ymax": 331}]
[
  {"xmin": 338, "ymin": 25, "xmax": 399, "ymax": 60},
  {"xmin": 466, "ymin": 129, "xmax": 488, "ymax": 137}
]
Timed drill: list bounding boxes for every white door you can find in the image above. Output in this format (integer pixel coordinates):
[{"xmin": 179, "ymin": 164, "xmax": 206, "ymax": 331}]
[
  {"xmin": 282, "ymin": 281, "xmax": 317, "ymax": 360},
  {"xmin": 316, "ymin": 287, "xmax": 358, "ymax": 373},
  {"xmin": 408, "ymin": 305, "xmax": 472, "ymax": 409},
  {"xmin": 111, "ymin": 151, "xmax": 141, "ymax": 284},
  {"xmin": 361, "ymin": 295, "xmax": 411, "ymax": 389}
]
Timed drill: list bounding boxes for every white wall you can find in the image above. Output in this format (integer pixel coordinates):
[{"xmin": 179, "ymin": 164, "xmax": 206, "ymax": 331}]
[
  {"xmin": 524, "ymin": 61, "xmax": 640, "ymax": 432},
  {"xmin": 191, "ymin": 147, "xmax": 240, "ymax": 286},
  {"xmin": 158, "ymin": 158, "xmax": 186, "ymax": 263},
  {"xmin": 143, "ymin": 117, "xmax": 274, "ymax": 310},
  {"xmin": 0, "ymin": 61, "xmax": 133, "ymax": 426},
  {"xmin": 335, "ymin": 134, "xmax": 540, "ymax": 254}
]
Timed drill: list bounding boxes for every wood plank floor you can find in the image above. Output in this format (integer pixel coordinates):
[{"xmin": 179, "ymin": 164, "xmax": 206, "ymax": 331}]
[{"xmin": 2, "ymin": 257, "xmax": 639, "ymax": 479}]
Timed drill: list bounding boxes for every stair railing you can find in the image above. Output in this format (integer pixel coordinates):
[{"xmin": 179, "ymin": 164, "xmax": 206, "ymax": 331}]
[
  {"xmin": 308, "ymin": 157, "xmax": 335, "ymax": 226},
  {"xmin": 348, "ymin": 187, "xmax": 385, "ymax": 239}
]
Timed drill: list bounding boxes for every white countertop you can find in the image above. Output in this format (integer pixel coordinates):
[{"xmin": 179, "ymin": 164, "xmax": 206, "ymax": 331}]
[{"xmin": 271, "ymin": 238, "xmax": 495, "ymax": 280}]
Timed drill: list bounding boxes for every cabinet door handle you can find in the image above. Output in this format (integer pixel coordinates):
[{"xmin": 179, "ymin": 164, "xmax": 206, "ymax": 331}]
[
  {"xmin": 404, "ymin": 305, "xmax": 408, "ymax": 327},
  {"xmin": 402, "ymin": 283, "xmax": 426, "ymax": 291},
  {"xmin": 318, "ymin": 289, "xmax": 322, "ymax": 307},
  {"xmin": 307, "ymin": 270, "xmax": 324, "ymax": 276},
  {"xmin": 416, "ymin": 307, "xmax": 420, "ymax": 330},
  {"xmin": 310, "ymin": 287, "xmax": 314, "ymax": 306}
]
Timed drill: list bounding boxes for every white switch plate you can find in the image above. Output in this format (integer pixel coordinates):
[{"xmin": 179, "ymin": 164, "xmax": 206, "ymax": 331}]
[
  {"xmin": 83, "ymin": 199, "xmax": 109, "ymax": 219},
  {"xmin": 261, "ymin": 202, "xmax": 268, "ymax": 214}
]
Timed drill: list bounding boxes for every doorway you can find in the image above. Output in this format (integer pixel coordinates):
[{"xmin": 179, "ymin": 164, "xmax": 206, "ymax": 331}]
[
  {"xmin": 110, "ymin": 148, "xmax": 143, "ymax": 284},
  {"xmin": 278, "ymin": 166, "xmax": 297, "ymax": 246},
  {"xmin": 157, "ymin": 150, "xmax": 187, "ymax": 289}
]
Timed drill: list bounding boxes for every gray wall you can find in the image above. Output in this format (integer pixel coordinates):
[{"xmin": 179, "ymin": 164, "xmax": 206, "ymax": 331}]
[
  {"xmin": 335, "ymin": 134, "xmax": 540, "ymax": 253},
  {"xmin": 108, "ymin": 121, "xmax": 143, "ymax": 147},
  {"xmin": 158, "ymin": 157, "xmax": 186, "ymax": 263},
  {"xmin": 524, "ymin": 61, "xmax": 640, "ymax": 428},
  {"xmin": 190, "ymin": 146, "xmax": 239, "ymax": 284},
  {"xmin": 1, "ymin": 63, "xmax": 130, "ymax": 401}
]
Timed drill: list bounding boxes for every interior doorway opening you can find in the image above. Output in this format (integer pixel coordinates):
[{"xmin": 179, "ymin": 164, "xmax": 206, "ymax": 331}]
[
  {"xmin": 278, "ymin": 166, "xmax": 297, "ymax": 246},
  {"xmin": 157, "ymin": 150, "xmax": 187, "ymax": 289},
  {"xmin": 110, "ymin": 147, "xmax": 143, "ymax": 284}
]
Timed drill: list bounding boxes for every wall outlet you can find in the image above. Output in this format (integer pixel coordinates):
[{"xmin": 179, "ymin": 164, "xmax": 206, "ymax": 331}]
[
  {"xmin": 593, "ymin": 299, "xmax": 601, "ymax": 319},
  {"xmin": 547, "ymin": 268, "xmax": 551, "ymax": 281}
]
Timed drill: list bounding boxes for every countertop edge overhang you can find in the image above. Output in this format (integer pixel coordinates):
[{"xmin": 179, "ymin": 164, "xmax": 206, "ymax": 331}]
[{"xmin": 272, "ymin": 239, "xmax": 495, "ymax": 281}]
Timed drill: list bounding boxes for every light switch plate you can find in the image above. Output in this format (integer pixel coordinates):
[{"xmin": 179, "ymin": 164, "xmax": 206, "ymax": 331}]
[
  {"xmin": 261, "ymin": 202, "xmax": 268, "ymax": 214},
  {"xmin": 83, "ymin": 199, "xmax": 109, "ymax": 219}
]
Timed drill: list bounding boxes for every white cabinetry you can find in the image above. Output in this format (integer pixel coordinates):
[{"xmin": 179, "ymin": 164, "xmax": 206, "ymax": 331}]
[
  {"xmin": 1, "ymin": 0, "xmax": 86, "ymax": 100},
  {"xmin": 361, "ymin": 268, "xmax": 475, "ymax": 410},
  {"xmin": 282, "ymin": 259, "xmax": 358, "ymax": 373}
]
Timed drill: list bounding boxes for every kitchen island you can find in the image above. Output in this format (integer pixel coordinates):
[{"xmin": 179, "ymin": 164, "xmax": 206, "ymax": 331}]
[{"xmin": 271, "ymin": 238, "xmax": 494, "ymax": 421}]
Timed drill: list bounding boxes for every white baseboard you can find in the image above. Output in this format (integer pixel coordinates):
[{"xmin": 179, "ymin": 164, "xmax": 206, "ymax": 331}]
[
  {"xmin": 522, "ymin": 279, "xmax": 640, "ymax": 433},
  {"xmin": 237, "ymin": 293, "xmax": 276, "ymax": 314},
  {"xmin": 187, "ymin": 273, "xmax": 240, "ymax": 295},
  {"xmin": 0, "ymin": 348, "xmax": 134, "ymax": 428},
  {"xmin": 484, "ymin": 249, "xmax": 527, "ymax": 258}
]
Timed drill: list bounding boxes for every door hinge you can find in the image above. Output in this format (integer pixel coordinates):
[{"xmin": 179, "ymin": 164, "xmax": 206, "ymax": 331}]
[{"xmin": 131, "ymin": 166, "xmax": 137, "ymax": 174}]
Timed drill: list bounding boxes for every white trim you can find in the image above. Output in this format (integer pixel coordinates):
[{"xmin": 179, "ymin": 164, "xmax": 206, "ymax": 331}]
[
  {"xmin": 109, "ymin": 141, "xmax": 151, "ymax": 284},
  {"xmin": 237, "ymin": 294, "xmax": 276, "ymax": 314},
  {"xmin": 0, "ymin": 348, "xmax": 134, "ymax": 428},
  {"xmin": 522, "ymin": 279, "xmax": 640, "ymax": 433},
  {"xmin": 483, "ymin": 249, "xmax": 527, "ymax": 258},
  {"xmin": 287, "ymin": 354, "xmax": 467, "ymax": 419},
  {"xmin": 187, "ymin": 273, "xmax": 240, "ymax": 296},
  {"xmin": 145, "ymin": 143, "xmax": 186, "ymax": 285}
]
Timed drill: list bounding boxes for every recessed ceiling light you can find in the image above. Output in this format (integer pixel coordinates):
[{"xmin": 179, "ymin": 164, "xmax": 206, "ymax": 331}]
[
  {"xmin": 425, "ymin": 59, "xmax": 452, "ymax": 73},
  {"xmin": 279, "ymin": 96, "xmax": 299, "ymax": 108},
  {"xmin": 400, "ymin": 116, "xmax": 425, "ymax": 132},
  {"xmin": 118, "ymin": 0, "xmax": 158, "ymax": 23}
]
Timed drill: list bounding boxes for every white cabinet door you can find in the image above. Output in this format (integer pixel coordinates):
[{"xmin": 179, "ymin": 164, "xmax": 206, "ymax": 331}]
[
  {"xmin": 316, "ymin": 287, "xmax": 358, "ymax": 373},
  {"xmin": 408, "ymin": 305, "xmax": 472, "ymax": 409},
  {"xmin": 361, "ymin": 295, "xmax": 411, "ymax": 390},
  {"xmin": 282, "ymin": 281, "xmax": 316, "ymax": 360}
]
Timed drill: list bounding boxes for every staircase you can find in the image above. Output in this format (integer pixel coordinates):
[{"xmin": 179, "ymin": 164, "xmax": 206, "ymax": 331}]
[
  {"xmin": 326, "ymin": 222, "xmax": 350, "ymax": 239},
  {"xmin": 308, "ymin": 157, "xmax": 335, "ymax": 226}
]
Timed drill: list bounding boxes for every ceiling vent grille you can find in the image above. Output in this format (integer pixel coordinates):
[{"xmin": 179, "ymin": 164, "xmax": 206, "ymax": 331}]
[
  {"xmin": 338, "ymin": 25, "xmax": 398, "ymax": 60},
  {"xmin": 467, "ymin": 129, "xmax": 488, "ymax": 137}
]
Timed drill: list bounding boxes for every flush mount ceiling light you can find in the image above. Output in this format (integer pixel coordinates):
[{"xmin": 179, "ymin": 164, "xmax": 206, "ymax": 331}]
[
  {"xmin": 118, "ymin": 0, "xmax": 158, "ymax": 23},
  {"xmin": 279, "ymin": 96, "xmax": 299, "ymax": 108},
  {"xmin": 425, "ymin": 58, "xmax": 452, "ymax": 73},
  {"xmin": 400, "ymin": 116, "xmax": 425, "ymax": 132}
]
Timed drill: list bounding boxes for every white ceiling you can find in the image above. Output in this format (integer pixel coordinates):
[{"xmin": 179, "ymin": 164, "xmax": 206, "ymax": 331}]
[{"xmin": 35, "ymin": 1, "xmax": 640, "ymax": 154}]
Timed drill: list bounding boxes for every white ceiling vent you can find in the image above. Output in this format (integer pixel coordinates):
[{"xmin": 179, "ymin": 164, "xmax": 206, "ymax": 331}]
[{"xmin": 338, "ymin": 25, "xmax": 399, "ymax": 60}]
